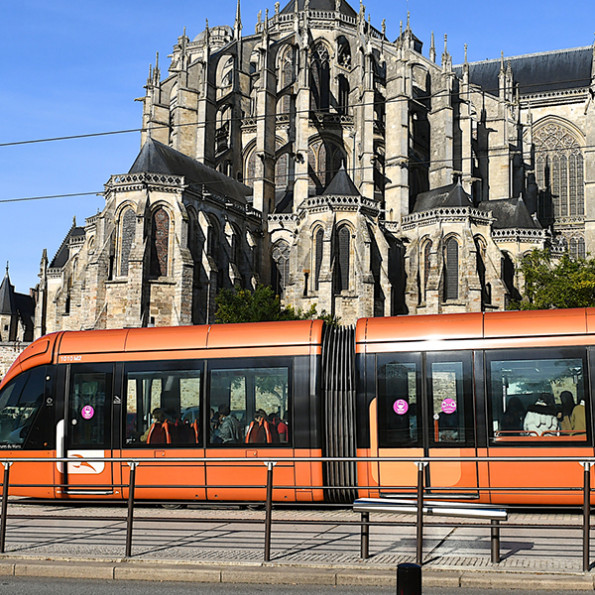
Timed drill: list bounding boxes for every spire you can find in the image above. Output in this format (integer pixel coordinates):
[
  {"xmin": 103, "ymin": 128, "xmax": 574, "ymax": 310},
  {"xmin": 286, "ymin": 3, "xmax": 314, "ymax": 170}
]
[
  {"xmin": 441, "ymin": 34, "xmax": 451, "ymax": 70},
  {"xmin": 0, "ymin": 264, "xmax": 15, "ymax": 316},
  {"xmin": 429, "ymin": 31, "xmax": 436, "ymax": 63},
  {"xmin": 262, "ymin": 7, "xmax": 269, "ymax": 40},
  {"xmin": 234, "ymin": 0, "xmax": 242, "ymax": 39},
  {"xmin": 499, "ymin": 51, "xmax": 508, "ymax": 99},
  {"xmin": 153, "ymin": 52, "xmax": 160, "ymax": 85}
]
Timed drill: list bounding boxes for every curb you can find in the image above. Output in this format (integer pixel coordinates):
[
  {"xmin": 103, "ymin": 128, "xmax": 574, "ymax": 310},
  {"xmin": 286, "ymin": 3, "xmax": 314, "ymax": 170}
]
[{"xmin": 0, "ymin": 557, "xmax": 594, "ymax": 589}]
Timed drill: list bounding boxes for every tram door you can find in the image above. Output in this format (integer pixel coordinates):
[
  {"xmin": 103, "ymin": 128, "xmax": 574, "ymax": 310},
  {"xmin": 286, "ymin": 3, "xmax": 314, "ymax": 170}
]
[
  {"xmin": 374, "ymin": 351, "xmax": 479, "ymax": 498},
  {"xmin": 57, "ymin": 364, "xmax": 118, "ymax": 497}
]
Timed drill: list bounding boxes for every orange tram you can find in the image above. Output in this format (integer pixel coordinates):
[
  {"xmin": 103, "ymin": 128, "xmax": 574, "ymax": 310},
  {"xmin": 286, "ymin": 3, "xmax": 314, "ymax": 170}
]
[{"xmin": 1, "ymin": 308, "xmax": 595, "ymax": 505}]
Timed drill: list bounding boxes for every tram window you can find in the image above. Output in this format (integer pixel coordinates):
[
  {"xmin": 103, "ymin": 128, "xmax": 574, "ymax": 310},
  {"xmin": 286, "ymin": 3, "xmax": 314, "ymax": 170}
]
[
  {"xmin": 69, "ymin": 365, "xmax": 112, "ymax": 449},
  {"xmin": 427, "ymin": 358, "xmax": 472, "ymax": 446},
  {"xmin": 0, "ymin": 366, "xmax": 47, "ymax": 448},
  {"xmin": 124, "ymin": 365, "xmax": 202, "ymax": 447},
  {"xmin": 487, "ymin": 349, "xmax": 589, "ymax": 444},
  {"xmin": 209, "ymin": 366, "xmax": 290, "ymax": 445},
  {"xmin": 377, "ymin": 356, "xmax": 421, "ymax": 448}
]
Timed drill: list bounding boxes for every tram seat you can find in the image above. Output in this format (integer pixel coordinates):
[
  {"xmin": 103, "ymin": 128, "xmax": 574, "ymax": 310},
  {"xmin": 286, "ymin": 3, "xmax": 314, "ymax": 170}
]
[
  {"xmin": 171, "ymin": 419, "xmax": 195, "ymax": 444},
  {"xmin": 147, "ymin": 420, "xmax": 172, "ymax": 444}
]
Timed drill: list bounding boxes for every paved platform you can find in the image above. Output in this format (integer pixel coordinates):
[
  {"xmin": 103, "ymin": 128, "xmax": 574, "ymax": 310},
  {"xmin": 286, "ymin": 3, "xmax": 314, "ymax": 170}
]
[{"xmin": 0, "ymin": 502, "xmax": 594, "ymax": 590}]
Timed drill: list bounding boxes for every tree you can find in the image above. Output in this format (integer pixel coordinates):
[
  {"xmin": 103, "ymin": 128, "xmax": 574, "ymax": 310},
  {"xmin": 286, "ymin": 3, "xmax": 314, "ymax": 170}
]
[
  {"xmin": 509, "ymin": 249, "xmax": 595, "ymax": 310},
  {"xmin": 214, "ymin": 285, "xmax": 340, "ymax": 325}
]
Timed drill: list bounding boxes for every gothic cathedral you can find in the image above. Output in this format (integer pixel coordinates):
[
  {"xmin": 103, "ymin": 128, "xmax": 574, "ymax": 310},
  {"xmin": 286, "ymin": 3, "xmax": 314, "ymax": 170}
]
[{"xmin": 34, "ymin": 0, "xmax": 595, "ymax": 334}]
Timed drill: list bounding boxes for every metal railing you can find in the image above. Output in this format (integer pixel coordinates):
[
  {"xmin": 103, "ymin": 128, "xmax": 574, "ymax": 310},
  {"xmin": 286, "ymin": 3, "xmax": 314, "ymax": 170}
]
[{"xmin": 0, "ymin": 455, "xmax": 594, "ymax": 571}]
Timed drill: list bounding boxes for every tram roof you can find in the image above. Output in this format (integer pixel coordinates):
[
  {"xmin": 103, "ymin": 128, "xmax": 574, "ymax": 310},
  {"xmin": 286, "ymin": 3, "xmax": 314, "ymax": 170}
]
[
  {"xmin": 0, "ymin": 320, "xmax": 325, "ymax": 386},
  {"xmin": 356, "ymin": 308, "xmax": 595, "ymax": 347},
  {"xmin": 56, "ymin": 319, "xmax": 325, "ymax": 356}
]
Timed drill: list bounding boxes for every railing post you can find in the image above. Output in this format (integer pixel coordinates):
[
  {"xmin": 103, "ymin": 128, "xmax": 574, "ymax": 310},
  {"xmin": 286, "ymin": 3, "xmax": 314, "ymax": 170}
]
[
  {"xmin": 582, "ymin": 462, "xmax": 592, "ymax": 572},
  {"xmin": 125, "ymin": 461, "xmax": 137, "ymax": 558},
  {"xmin": 490, "ymin": 520, "xmax": 501, "ymax": 564},
  {"xmin": 0, "ymin": 462, "xmax": 12, "ymax": 554},
  {"xmin": 361, "ymin": 511, "xmax": 370, "ymax": 559},
  {"xmin": 416, "ymin": 461, "xmax": 427, "ymax": 566},
  {"xmin": 263, "ymin": 461, "xmax": 276, "ymax": 562}
]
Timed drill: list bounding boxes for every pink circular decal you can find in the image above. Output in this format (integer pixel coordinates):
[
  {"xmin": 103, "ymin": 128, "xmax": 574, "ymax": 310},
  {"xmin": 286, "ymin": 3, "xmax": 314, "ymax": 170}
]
[
  {"xmin": 393, "ymin": 399, "xmax": 409, "ymax": 415},
  {"xmin": 441, "ymin": 398, "xmax": 457, "ymax": 414},
  {"xmin": 81, "ymin": 405, "xmax": 95, "ymax": 420}
]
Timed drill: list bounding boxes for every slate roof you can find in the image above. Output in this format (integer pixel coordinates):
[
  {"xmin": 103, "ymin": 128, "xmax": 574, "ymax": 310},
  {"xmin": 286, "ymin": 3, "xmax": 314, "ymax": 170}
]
[
  {"xmin": 0, "ymin": 271, "xmax": 15, "ymax": 316},
  {"xmin": 281, "ymin": 0, "xmax": 357, "ymax": 17},
  {"xmin": 14, "ymin": 293, "xmax": 35, "ymax": 338},
  {"xmin": 477, "ymin": 197, "xmax": 541, "ymax": 230},
  {"xmin": 454, "ymin": 46, "xmax": 593, "ymax": 96},
  {"xmin": 323, "ymin": 165, "xmax": 360, "ymax": 196},
  {"xmin": 49, "ymin": 225, "xmax": 85, "ymax": 269},
  {"xmin": 412, "ymin": 181, "xmax": 473, "ymax": 213},
  {"xmin": 129, "ymin": 138, "xmax": 252, "ymax": 203}
]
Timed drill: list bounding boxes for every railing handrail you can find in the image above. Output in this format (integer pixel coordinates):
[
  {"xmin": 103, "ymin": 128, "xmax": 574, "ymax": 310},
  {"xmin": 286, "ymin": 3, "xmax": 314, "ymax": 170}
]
[
  {"xmin": 1, "ymin": 454, "xmax": 595, "ymax": 464},
  {"xmin": 0, "ymin": 453, "xmax": 593, "ymax": 571}
]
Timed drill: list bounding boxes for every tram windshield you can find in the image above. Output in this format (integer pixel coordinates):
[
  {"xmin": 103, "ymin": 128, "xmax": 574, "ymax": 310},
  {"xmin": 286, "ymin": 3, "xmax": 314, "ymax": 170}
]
[{"xmin": 0, "ymin": 367, "xmax": 46, "ymax": 446}]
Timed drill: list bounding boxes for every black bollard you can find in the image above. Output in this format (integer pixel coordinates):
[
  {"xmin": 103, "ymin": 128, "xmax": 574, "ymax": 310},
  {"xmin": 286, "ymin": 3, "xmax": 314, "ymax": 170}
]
[{"xmin": 397, "ymin": 563, "xmax": 421, "ymax": 595}]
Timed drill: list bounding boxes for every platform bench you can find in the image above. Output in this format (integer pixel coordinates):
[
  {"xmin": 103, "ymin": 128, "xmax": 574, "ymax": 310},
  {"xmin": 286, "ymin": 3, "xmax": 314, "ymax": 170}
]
[{"xmin": 353, "ymin": 497, "xmax": 508, "ymax": 563}]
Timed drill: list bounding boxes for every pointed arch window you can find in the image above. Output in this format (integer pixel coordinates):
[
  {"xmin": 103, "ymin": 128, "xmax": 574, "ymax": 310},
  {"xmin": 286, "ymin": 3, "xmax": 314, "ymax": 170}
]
[
  {"xmin": 335, "ymin": 225, "xmax": 351, "ymax": 293},
  {"xmin": 119, "ymin": 208, "xmax": 136, "ymax": 277},
  {"xmin": 337, "ymin": 37, "xmax": 352, "ymax": 69},
  {"xmin": 275, "ymin": 152, "xmax": 290, "ymax": 192},
  {"xmin": 534, "ymin": 121, "xmax": 584, "ymax": 221},
  {"xmin": 474, "ymin": 236, "xmax": 490, "ymax": 308},
  {"xmin": 230, "ymin": 224, "xmax": 242, "ymax": 265},
  {"xmin": 310, "ymin": 43, "xmax": 330, "ymax": 112},
  {"xmin": 443, "ymin": 237, "xmax": 459, "ymax": 301},
  {"xmin": 150, "ymin": 207, "xmax": 170, "ymax": 278},
  {"xmin": 313, "ymin": 227, "xmax": 324, "ymax": 291},
  {"xmin": 570, "ymin": 236, "xmax": 586, "ymax": 260},
  {"xmin": 420, "ymin": 240, "xmax": 432, "ymax": 303},
  {"xmin": 245, "ymin": 150, "xmax": 256, "ymax": 187},
  {"xmin": 338, "ymin": 75, "xmax": 350, "ymax": 115},
  {"xmin": 281, "ymin": 47, "xmax": 296, "ymax": 87},
  {"xmin": 308, "ymin": 139, "xmax": 346, "ymax": 194}
]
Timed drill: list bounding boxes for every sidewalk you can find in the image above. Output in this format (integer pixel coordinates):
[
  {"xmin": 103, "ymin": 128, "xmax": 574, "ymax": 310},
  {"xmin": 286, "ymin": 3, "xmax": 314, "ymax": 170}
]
[{"xmin": 0, "ymin": 502, "xmax": 594, "ymax": 590}]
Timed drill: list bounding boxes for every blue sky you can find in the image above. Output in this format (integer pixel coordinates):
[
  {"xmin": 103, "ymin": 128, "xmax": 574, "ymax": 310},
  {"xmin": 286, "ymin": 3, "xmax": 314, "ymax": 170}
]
[{"xmin": 1, "ymin": 0, "xmax": 593, "ymax": 292}]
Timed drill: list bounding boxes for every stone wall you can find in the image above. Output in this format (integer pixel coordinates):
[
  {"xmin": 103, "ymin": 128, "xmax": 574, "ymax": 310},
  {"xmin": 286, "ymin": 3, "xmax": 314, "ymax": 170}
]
[{"xmin": 0, "ymin": 343, "xmax": 27, "ymax": 381}]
